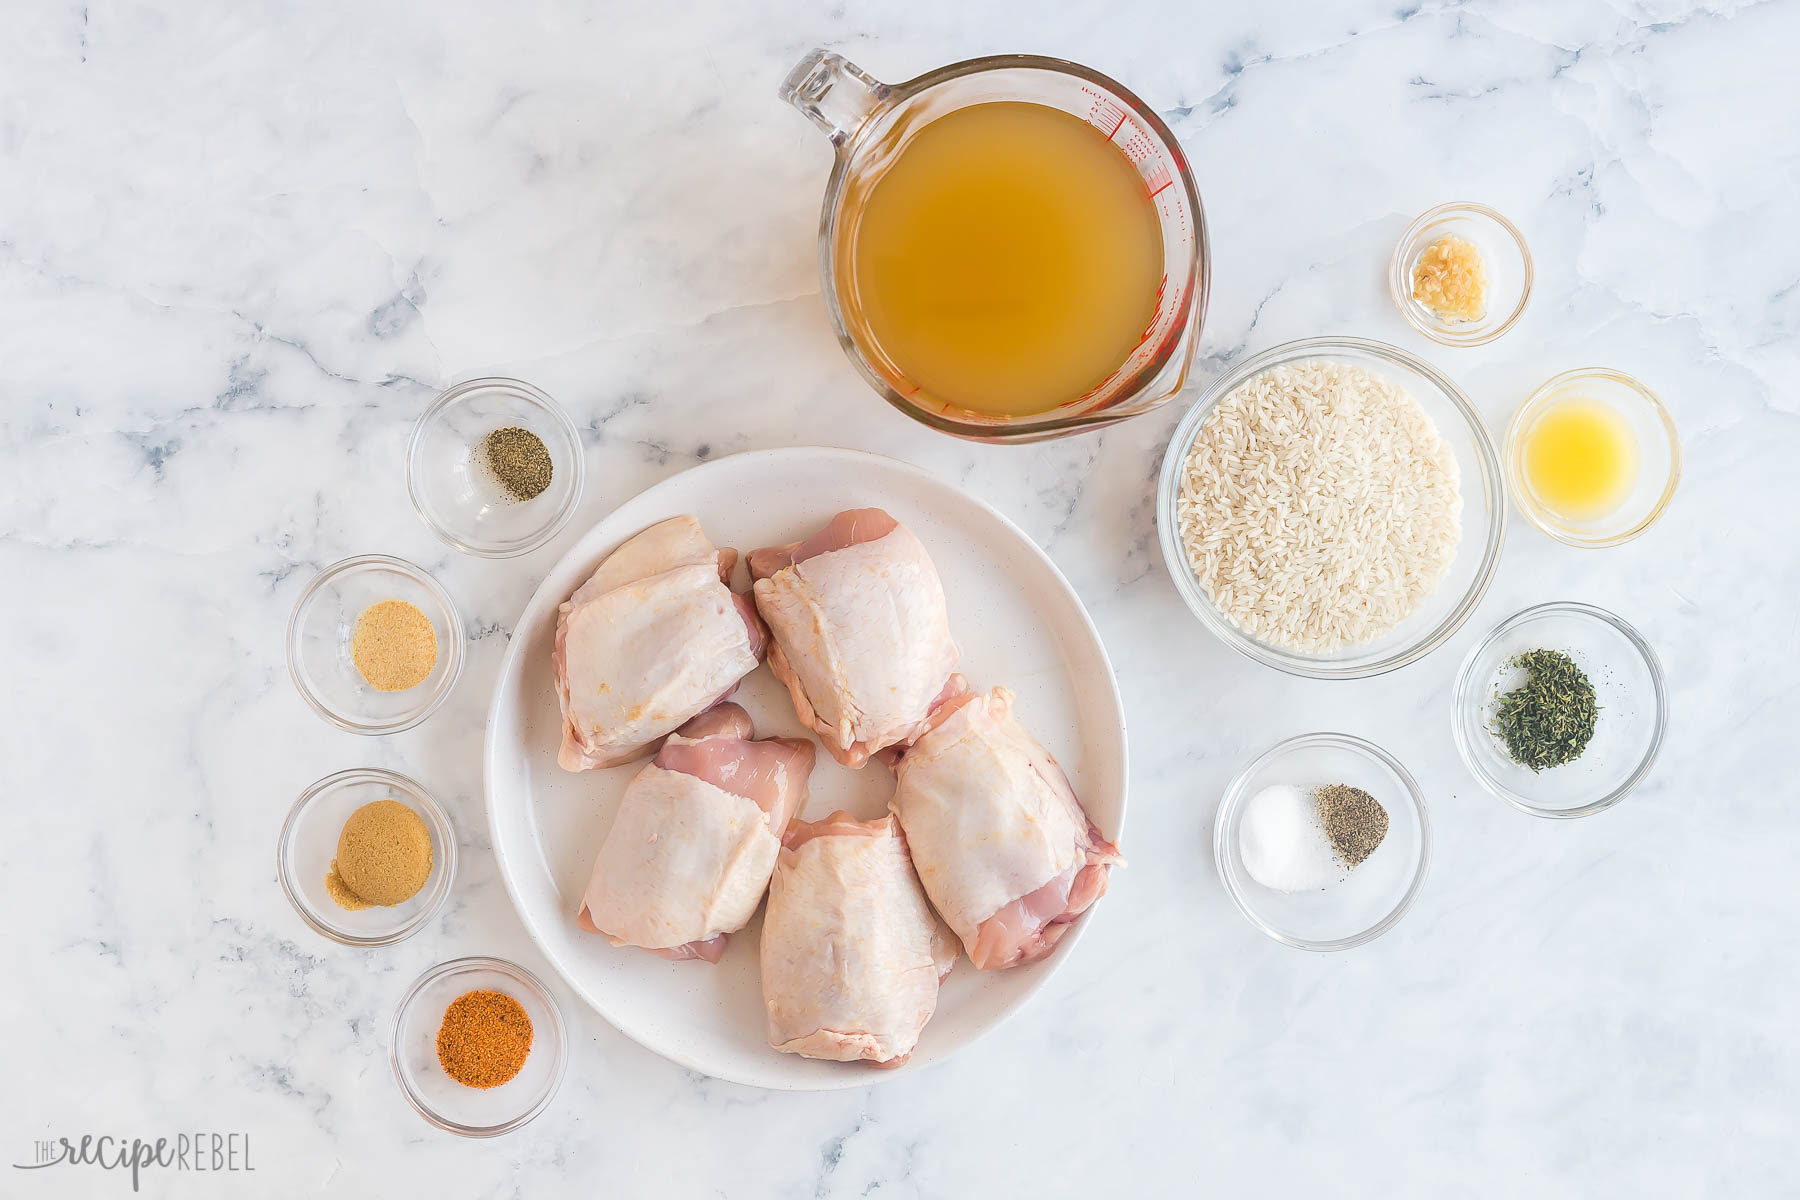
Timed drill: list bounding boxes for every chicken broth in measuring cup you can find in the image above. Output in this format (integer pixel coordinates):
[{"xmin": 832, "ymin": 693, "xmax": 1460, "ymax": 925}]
[{"xmin": 837, "ymin": 102, "xmax": 1165, "ymax": 419}]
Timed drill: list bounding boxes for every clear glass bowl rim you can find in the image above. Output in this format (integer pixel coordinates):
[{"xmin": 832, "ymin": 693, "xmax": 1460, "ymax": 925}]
[
  {"xmin": 1388, "ymin": 201, "xmax": 1534, "ymax": 347},
  {"xmin": 276, "ymin": 766, "xmax": 459, "ymax": 946},
  {"xmin": 1212, "ymin": 731, "xmax": 1433, "ymax": 952},
  {"xmin": 285, "ymin": 553, "xmax": 466, "ymax": 735},
  {"xmin": 1504, "ymin": 367, "xmax": 1682, "ymax": 548},
  {"xmin": 406, "ymin": 376, "xmax": 586, "ymax": 558},
  {"xmin": 390, "ymin": 955, "xmax": 570, "ymax": 1137},
  {"xmin": 1156, "ymin": 335, "xmax": 1507, "ymax": 679},
  {"xmin": 1451, "ymin": 600, "xmax": 1669, "ymax": 818}
]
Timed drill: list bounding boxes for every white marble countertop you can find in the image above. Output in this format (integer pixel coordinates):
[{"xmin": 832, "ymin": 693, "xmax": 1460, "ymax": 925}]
[{"xmin": 4, "ymin": 1, "xmax": 1796, "ymax": 1195}]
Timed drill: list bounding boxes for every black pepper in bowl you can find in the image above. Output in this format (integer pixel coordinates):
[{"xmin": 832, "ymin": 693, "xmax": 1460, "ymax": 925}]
[
  {"xmin": 1314, "ymin": 783, "xmax": 1388, "ymax": 868},
  {"xmin": 481, "ymin": 426, "xmax": 553, "ymax": 502}
]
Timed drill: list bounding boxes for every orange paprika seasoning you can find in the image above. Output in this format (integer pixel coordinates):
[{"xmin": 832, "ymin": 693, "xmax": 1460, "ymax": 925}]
[{"xmin": 436, "ymin": 989, "xmax": 533, "ymax": 1089}]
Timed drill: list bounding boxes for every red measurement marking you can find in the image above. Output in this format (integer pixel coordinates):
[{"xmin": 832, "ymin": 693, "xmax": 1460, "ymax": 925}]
[
  {"xmin": 1106, "ymin": 111, "xmax": 1127, "ymax": 140},
  {"xmin": 1148, "ymin": 179, "xmax": 1174, "ymax": 198},
  {"xmin": 1141, "ymin": 275, "xmax": 1172, "ymax": 340}
]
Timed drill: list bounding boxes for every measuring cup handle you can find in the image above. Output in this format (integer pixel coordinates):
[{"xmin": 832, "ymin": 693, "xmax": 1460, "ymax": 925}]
[{"xmin": 779, "ymin": 50, "xmax": 888, "ymax": 147}]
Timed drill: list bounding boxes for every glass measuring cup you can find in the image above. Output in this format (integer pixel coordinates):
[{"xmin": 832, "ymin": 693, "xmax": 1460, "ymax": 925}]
[{"xmin": 780, "ymin": 50, "xmax": 1210, "ymax": 443}]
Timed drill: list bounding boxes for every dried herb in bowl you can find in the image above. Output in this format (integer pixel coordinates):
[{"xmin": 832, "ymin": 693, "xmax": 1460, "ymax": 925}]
[{"xmin": 1492, "ymin": 648, "xmax": 1598, "ymax": 771}]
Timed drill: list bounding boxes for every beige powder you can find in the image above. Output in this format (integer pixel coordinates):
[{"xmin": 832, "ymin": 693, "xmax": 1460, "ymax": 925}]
[
  {"xmin": 350, "ymin": 599, "xmax": 438, "ymax": 691},
  {"xmin": 325, "ymin": 798, "xmax": 433, "ymax": 909}
]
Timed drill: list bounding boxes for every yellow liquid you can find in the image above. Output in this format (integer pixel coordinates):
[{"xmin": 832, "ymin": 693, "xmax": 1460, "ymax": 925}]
[
  {"xmin": 844, "ymin": 102, "xmax": 1164, "ymax": 417},
  {"xmin": 1522, "ymin": 399, "xmax": 1638, "ymax": 519}
]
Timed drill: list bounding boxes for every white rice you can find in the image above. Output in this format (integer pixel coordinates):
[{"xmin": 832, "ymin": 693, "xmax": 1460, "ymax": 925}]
[{"xmin": 1174, "ymin": 360, "xmax": 1462, "ymax": 654}]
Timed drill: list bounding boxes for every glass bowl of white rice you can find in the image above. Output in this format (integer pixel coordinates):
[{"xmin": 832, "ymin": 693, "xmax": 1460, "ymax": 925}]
[{"xmin": 1157, "ymin": 336, "xmax": 1505, "ymax": 678}]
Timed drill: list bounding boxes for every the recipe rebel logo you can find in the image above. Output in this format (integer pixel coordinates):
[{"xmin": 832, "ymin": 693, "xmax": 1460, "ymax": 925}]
[{"xmin": 12, "ymin": 1131, "xmax": 255, "ymax": 1192}]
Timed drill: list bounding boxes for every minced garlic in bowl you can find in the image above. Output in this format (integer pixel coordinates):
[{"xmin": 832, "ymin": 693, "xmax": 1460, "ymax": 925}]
[
  {"xmin": 1411, "ymin": 234, "xmax": 1487, "ymax": 322},
  {"xmin": 1389, "ymin": 203, "xmax": 1531, "ymax": 347}
]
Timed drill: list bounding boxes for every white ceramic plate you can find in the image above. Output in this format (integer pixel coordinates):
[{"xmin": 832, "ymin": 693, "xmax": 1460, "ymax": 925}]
[{"xmin": 485, "ymin": 447, "xmax": 1127, "ymax": 1090}]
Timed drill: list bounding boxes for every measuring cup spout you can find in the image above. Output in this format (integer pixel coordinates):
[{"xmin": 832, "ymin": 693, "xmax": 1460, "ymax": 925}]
[{"xmin": 779, "ymin": 50, "xmax": 888, "ymax": 147}]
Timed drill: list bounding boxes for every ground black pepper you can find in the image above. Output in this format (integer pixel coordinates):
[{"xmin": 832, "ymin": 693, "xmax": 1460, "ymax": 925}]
[
  {"xmin": 481, "ymin": 426, "xmax": 553, "ymax": 502},
  {"xmin": 1313, "ymin": 784, "xmax": 1388, "ymax": 868}
]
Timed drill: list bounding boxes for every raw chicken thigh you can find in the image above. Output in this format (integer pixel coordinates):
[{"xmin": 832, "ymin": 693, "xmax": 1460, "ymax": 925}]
[
  {"xmin": 578, "ymin": 704, "xmax": 815, "ymax": 962},
  {"xmin": 748, "ymin": 509, "xmax": 959, "ymax": 768},
  {"xmin": 891, "ymin": 685, "xmax": 1123, "ymax": 970},
  {"xmin": 761, "ymin": 812, "xmax": 957, "ymax": 1066},
  {"xmin": 555, "ymin": 515, "xmax": 766, "ymax": 771}
]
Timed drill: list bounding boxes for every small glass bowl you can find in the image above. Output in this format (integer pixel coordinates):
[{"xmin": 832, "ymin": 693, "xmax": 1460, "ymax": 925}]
[
  {"xmin": 1214, "ymin": 733, "xmax": 1431, "ymax": 951},
  {"xmin": 392, "ymin": 957, "xmax": 569, "ymax": 1137},
  {"xmin": 1506, "ymin": 367, "xmax": 1681, "ymax": 548},
  {"xmin": 1390, "ymin": 202, "xmax": 1532, "ymax": 347},
  {"xmin": 277, "ymin": 768, "xmax": 458, "ymax": 946},
  {"xmin": 287, "ymin": 555, "xmax": 464, "ymax": 734},
  {"xmin": 408, "ymin": 377, "xmax": 585, "ymax": 558},
  {"xmin": 1158, "ymin": 336, "xmax": 1505, "ymax": 679},
  {"xmin": 1453, "ymin": 602, "xmax": 1667, "ymax": 818}
]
